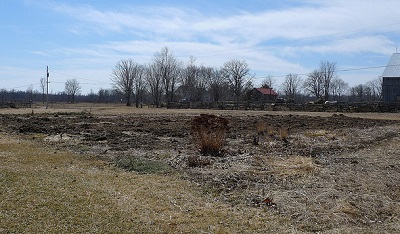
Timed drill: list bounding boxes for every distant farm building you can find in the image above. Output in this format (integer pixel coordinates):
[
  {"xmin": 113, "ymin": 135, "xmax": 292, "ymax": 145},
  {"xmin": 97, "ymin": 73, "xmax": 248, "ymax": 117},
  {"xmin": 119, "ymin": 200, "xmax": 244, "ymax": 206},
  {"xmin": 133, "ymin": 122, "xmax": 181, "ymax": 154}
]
[
  {"xmin": 382, "ymin": 53, "xmax": 400, "ymax": 103},
  {"xmin": 249, "ymin": 87, "xmax": 278, "ymax": 102}
]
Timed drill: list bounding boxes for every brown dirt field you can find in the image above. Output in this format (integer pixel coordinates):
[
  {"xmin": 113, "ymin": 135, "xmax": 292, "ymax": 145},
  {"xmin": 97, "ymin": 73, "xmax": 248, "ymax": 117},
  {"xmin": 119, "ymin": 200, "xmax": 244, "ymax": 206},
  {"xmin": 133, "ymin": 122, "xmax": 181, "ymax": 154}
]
[{"xmin": 1, "ymin": 104, "xmax": 399, "ymax": 232}]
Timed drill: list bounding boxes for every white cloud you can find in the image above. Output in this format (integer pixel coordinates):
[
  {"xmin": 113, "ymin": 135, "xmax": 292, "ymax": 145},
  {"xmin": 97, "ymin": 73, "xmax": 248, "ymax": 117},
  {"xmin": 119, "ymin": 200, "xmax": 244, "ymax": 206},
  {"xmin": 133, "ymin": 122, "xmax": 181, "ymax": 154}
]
[
  {"xmin": 49, "ymin": 1, "xmax": 400, "ymax": 51},
  {"xmin": 50, "ymin": 3, "xmax": 197, "ymax": 39},
  {"xmin": 286, "ymin": 35, "xmax": 395, "ymax": 55},
  {"xmin": 10, "ymin": 0, "xmax": 400, "ymax": 93}
]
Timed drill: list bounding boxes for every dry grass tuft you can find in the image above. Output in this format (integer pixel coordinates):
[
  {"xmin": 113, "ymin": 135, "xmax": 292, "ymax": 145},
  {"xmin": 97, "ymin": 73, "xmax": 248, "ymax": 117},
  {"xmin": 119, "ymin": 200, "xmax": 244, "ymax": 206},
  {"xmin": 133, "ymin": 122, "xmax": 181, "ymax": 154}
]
[
  {"xmin": 255, "ymin": 121, "xmax": 267, "ymax": 135},
  {"xmin": 278, "ymin": 127, "xmax": 289, "ymax": 142},
  {"xmin": 191, "ymin": 114, "xmax": 229, "ymax": 156},
  {"xmin": 267, "ymin": 126, "xmax": 275, "ymax": 136}
]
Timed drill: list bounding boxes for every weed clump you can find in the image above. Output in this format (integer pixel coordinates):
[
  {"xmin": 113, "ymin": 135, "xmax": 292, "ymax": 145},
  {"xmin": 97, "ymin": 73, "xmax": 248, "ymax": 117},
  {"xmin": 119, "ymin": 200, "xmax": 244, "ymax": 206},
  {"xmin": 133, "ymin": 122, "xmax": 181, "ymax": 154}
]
[
  {"xmin": 253, "ymin": 120, "xmax": 289, "ymax": 145},
  {"xmin": 255, "ymin": 121, "xmax": 267, "ymax": 136},
  {"xmin": 278, "ymin": 127, "xmax": 289, "ymax": 143},
  {"xmin": 191, "ymin": 114, "xmax": 229, "ymax": 156}
]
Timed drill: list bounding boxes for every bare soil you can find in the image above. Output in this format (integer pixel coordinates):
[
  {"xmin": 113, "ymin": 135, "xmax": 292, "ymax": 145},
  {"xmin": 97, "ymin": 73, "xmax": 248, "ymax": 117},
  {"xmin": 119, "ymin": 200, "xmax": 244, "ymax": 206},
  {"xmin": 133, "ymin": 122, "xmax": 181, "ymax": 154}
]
[{"xmin": 1, "ymin": 106, "xmax": 399, "ymax": 232}]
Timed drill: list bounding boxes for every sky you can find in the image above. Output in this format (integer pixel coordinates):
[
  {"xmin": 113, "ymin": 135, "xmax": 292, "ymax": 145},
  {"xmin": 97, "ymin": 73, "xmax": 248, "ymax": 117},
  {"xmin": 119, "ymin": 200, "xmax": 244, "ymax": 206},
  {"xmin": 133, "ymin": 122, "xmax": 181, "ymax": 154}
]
[{"xmin": 1, "ymin": 0, "xmax": 400, "ymax": 94}]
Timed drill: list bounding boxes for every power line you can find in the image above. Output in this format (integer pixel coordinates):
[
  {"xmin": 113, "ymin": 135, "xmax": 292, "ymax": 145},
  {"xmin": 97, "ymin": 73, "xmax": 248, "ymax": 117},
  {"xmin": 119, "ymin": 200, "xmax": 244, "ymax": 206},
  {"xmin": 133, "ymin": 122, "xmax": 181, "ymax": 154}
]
[
  {"xmin": 51, "ymin": 81, "xmax": 101, "ymax": 85},
  {"xmin": 51, "ymin": 70, "xmax": 109, "ymax": 85},
  {"xmin": 8, "ymin": 83, "xmax": 41, "ymax": 90},
  {"xmin": 339, "ymin": 65, "xmax": 390, "ymax": 72}
]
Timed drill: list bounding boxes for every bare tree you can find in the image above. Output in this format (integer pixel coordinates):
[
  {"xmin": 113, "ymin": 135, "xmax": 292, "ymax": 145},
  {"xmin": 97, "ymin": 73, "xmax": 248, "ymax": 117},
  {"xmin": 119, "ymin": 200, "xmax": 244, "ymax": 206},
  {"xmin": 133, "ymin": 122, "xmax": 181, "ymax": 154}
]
[
  {"xmin": 208, "ymin": 68, "xmax": 228, "ymax": 102},
  {"xmin": 195, "ymin": 65, "xmax": 215, "ymax": 102},
  {"xmin": 133, "ymin": 65, "xmax": 146, "ymax": 108},
  {"xmin": 320, "ymin": 61, "xmax": 337, "ymax": 100},
  {"xmin": 330, "ymin": 77, "xmax": 348, "ymax": 102},
  {"xmin": 261, "ymin": 75, "xmax": 276, "ymax": 89},
  {"xmin": 354, "ymin": 84, "xmax": 364, "ymax": 102},
  {"xmin": 370, "ymin": 76, "xmax": 383, "ymax": 101},
  {"xmin": 26, "ymin": 84, "xmax": 33, "ymax": 105},
  {"xmin": 98, "ymin": 88, "xmax": 109, "ymax": 103},
  {"xmin": 281, "ymin": 73, "xmax": 301, "ymax": 102},
  {"xmin": 40, "ymin": 77, "xmax": 46, "ymax": 103},
  {"xmin": 221, "ymin": 59, "xmax": 253, "ymax": 108},
  {"xmin": 111, "ymin": 59, "xmax": 144, "ymax": 106},
  {"xmin": 349, "ymin": 86, "xmax": 357, "ymax": 102},
  {"xmin": 181, "ymin": 57, "xmax": 199, "ymax": 102},
  {"xmin": 364, "ymin": 85, "xmax": 373, "ymax": 102},
  {"xmin": 146, "ymin": 63, "xmax": 163, "ymax": 107},
  {"xmin": 0, "ymin": 89, "xmax": 6, "ymax": 103},
  {"xmin": 152, "ymin": 47, "xmax": 182, "ymax": 106},
  {"xmin": 364, "ymin": 76, "xmax": 383, "ymax": 103},
  {"xmin": 181, "ymin": 58, "xmax": 212, "ymax": 102},
  {"xmin": 303, "ymin": 69, "xmax": 324, "ymax": 99},
  {"xmin": 65, "ymin": 78, "xmax": 81, "ymax": 103}
]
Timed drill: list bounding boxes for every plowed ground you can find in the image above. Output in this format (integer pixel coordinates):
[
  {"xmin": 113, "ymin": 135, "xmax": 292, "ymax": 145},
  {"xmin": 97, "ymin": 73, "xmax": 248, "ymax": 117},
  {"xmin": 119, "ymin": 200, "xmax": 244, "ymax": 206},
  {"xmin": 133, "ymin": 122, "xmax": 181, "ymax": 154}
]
[{"xmin": 1, "ymin": 107, "xmax": 399, "ymax": 232}]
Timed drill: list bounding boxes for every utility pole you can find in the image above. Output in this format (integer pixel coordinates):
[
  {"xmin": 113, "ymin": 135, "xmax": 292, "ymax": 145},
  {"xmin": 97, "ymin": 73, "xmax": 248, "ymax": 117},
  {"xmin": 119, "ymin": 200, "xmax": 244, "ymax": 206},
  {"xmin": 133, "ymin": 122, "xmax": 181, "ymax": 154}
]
[{"xmin": 46, "ymin": 66, "xmax": 49, "ymax": 109}]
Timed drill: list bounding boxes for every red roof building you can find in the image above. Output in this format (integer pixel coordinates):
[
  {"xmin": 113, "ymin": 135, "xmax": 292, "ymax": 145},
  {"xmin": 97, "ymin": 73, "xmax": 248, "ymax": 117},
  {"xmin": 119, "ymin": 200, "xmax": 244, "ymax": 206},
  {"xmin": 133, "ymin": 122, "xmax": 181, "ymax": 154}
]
[
  {"xmin": 249, "ymin": 88, "xmax": 278, "ymax": 102},
  {"xmin": 255, "ymin": 88, "xmax": 278, "ymax": 96}
]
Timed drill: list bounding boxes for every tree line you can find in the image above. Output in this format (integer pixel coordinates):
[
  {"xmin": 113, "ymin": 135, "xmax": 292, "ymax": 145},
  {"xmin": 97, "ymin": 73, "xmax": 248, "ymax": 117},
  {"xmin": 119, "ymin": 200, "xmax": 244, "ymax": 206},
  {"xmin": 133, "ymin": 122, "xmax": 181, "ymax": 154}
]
[
  {"xmin": 0, "ymin": 47, "xmax": 383, "ymax": 106},
  {"xmin": 279, "ymin": 61, "xmax": 382, "ymax": 104},
  {"xmin": 110, "ymin": 47, "xmax": 253, "ymax": 108},
  {"xmin": 110, "ymin": 47, "xmax": 383, "ymax": 107}
]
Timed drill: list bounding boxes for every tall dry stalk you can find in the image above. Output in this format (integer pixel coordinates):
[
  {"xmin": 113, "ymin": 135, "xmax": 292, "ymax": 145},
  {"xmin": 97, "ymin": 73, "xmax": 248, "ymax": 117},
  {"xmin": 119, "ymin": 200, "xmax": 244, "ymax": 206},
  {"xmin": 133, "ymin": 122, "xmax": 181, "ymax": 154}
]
[
  {"xmin": 191, "ymin": 114, "xmax": 229, "ymax": 156},
  {"xmin": 255, "ymin": 121, "xmax": 267, "ymax": 136},
  {"xmin": 278, "ymin": 127, "xmax": 289, "ymax": 142}
]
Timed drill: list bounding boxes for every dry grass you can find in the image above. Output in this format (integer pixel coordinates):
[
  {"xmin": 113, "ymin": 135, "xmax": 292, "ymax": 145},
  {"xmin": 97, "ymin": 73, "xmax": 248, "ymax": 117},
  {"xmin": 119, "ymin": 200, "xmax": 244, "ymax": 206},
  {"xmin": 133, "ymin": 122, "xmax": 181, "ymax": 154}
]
[
  {"xmin": 269, "ymin": 156, "xmax": 320, "ymax": 177},
  {"xmin": 255, "ymin": 121, "xmax": 267, "ymax": 135},
  {"xmin": 2, "ymin": 105, "xmax": 400, "ymax": 233},
  {"xmin": 303, "ymin": 129, "xmax": 331, "ymax": 137},
  {"xmin": 266, "ymin": 126, "xmax": 275, "ymax": 136},
  {"xmin": 3, "ymin": 103, "xmax": 400, "ymax": 120},
  {"xmin": 278, "ymin": 127, "xmax": 289, "ymax": 142},
  {"xmin": 191, "ymin": 114, "xmax": 229, "ymax": 156},
  {"xmin": 0, "ymin": 133, "xmax": 292, "ymax": 233},
  {"xmin": 254, "ymin": 121, "xmax": 289, "ymax": 146},
  {"xmin": 197, "ymin": 128, "xmax": 227, "ymax": 155}
]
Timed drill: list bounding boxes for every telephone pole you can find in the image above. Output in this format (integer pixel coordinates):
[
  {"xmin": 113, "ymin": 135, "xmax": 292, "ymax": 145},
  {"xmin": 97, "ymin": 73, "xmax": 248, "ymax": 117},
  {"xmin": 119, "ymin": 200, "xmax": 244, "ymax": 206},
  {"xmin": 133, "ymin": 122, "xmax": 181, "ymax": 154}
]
[{"xmin": 46, "ymin": 66, "xmax": 49, "ymax": 109}]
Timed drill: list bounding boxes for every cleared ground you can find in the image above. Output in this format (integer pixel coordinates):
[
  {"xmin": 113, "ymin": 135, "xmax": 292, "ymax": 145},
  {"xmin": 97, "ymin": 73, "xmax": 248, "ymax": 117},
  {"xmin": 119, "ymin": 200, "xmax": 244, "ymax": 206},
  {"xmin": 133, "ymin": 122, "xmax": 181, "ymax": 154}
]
[{"xmin": 1, "ymin": 103, "xmax": 399, "ymax": 233}]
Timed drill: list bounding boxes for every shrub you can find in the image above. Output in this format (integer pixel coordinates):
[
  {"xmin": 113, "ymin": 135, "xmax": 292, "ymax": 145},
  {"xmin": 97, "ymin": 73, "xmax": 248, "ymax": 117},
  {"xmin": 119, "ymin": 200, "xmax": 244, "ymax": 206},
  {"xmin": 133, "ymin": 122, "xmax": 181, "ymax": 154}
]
[{"xmin": 191, "ymin": 114, "xmax": 229, "ymax": 156}]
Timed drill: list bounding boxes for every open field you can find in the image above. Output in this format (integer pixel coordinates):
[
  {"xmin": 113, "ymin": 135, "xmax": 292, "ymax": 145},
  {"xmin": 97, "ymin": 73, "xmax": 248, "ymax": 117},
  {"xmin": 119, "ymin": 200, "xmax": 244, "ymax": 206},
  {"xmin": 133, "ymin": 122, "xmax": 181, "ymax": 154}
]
[{"xmin": 1, "ymin": 104, "xmax": 400, "ymax": 233}]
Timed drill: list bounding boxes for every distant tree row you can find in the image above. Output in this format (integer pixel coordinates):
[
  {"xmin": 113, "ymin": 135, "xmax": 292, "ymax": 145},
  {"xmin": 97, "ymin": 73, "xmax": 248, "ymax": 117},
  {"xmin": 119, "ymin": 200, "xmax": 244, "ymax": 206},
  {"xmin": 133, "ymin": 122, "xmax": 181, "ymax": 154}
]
[
  {"xmin": 0, "ymin": 87, "xmax": 122, "ymax": 104},
  {"xmin": 110, "ymin": 48, "xmax": 383, "ymax": 107},
  {"xmin": 111, "ymin": 47, "xmax": 253, "ymax": 108},
  {"xmin": 0, "ymin": 47, "xmax": 384, "ymax": 106},
  {"xmin": 279, "ymin": 61, "xmax": 383, "ymax": 103}
]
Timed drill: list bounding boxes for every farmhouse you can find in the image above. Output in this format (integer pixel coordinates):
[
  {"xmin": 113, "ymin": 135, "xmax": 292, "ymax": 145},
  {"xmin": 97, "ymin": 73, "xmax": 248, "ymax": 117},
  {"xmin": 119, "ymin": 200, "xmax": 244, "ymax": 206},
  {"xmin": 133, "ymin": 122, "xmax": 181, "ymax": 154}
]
[
  {"xmin": 382, "ymin": 53, "xmax": 400, "ymax": 103},
  {"xmin": 249, "ymin": 87, "xmax": 278, "ymax": 102}
]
